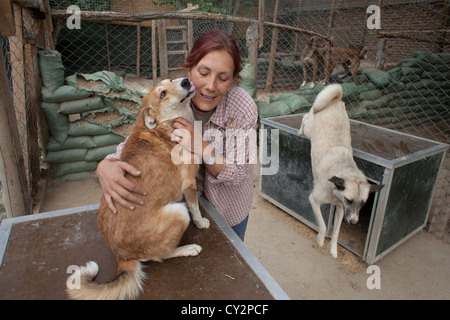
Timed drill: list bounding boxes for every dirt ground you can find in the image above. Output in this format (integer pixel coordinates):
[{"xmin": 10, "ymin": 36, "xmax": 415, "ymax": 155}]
[{"xmin": 38, "ymin": 165, "xmax": 450, "ymax": 300}]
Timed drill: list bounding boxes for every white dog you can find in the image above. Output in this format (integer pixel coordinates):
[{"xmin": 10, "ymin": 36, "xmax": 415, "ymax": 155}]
[{"xmin": 299, "ymin": 84, "xmax": 383, "ymax": 258}]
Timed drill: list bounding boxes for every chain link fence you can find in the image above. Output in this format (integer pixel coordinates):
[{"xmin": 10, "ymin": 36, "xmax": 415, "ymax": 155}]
[{"xmin": 1, "ymin": 0, "xmax": 448, "ymax": 237}]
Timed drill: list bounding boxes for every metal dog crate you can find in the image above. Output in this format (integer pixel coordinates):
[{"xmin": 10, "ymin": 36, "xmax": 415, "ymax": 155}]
[{"xmin": 259, "ymin": 114, "xmax": 448, "ymax": 264}]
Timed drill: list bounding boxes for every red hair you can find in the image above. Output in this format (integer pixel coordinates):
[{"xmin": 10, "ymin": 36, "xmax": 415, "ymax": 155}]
[{"xmin": 183, "ymin": 30, "xmax": 242, "ymax": 81}]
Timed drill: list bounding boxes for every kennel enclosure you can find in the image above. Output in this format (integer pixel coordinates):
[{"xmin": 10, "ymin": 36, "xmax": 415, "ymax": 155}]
[{"xmin": 259, "ymin": 114, "xmax": 448, "ymax": 264}]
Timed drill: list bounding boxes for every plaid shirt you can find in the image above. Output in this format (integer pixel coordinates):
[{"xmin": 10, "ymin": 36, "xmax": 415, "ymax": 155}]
[{"xmin": 106, "ymin": 86, "xmax": 258, "ymax": 227}]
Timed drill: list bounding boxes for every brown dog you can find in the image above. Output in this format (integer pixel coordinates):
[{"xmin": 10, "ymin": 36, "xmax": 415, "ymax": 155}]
[
  {"xmin": 66, "ymin": 78, "xmax": 210, "ymax": 300},
  {"xmin": 301, "ymin": 35, "xmax": 331, "ymax": 89},
  {"xmin": 322, "ymin": 44, "xmax": 367, "ymax": 85}
]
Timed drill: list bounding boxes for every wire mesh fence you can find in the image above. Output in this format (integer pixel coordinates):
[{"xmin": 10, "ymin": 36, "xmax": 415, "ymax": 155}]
[{"xmin": 1, "ymin": 0, "xmax": 448, "ymax": 236}]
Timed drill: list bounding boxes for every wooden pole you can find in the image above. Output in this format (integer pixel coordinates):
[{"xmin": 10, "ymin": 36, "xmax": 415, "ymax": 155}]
[
  {"xmin": 50, "ymin": 9, "xmax": 328, "ymax": 39},
  {"xmin": 246, "ymin": 21, "xmax": 259, "ymax": 98},
  {"xmin": 105, "ymin": 24, "xmax": 111, "ymax": 71},
  {"xmin": 152, "ymin": 20, "xmax": 157, "ymax": 85},
  {"xmin": 0, "ymin": 0, "xmax": 16, "ymax": 35},
  {"xmin": 327, "ymin": 0, "xmax": 336, "ymax": 37},
  {"xmin": 258, "ymin": 0, "xmax": 264, "ymax": 48},
  {"xmin": 374, "ymin": 0, "xmax": 385, "ymax": 70},
  {"xmin": 187, "ymin": 3, "xmax": 193, "ymax": 51},
  {"xmin": 137, "ymin": 23, "xmax": 141, "ymax": 78},
  {"xmin": 0, "ymin": 50, "xmax": 32, "ymax": 218},
  {"xmin": 158, "ymin": 19, "xmax": 168, "ymax": 80},
  {"xmin": 41, "ymin": 0, "xmax": 54, "ymax": 49},
  {"xmin": 294, "ymin": 0, "xmax": 303, "ymax": 52},
  {"xmin": 22, "ymin": 7, "xmax": 40, "ymax": 194},
  {"xmin": 265, "ymin": 0, "xmax": 279, "ymax": 91}
]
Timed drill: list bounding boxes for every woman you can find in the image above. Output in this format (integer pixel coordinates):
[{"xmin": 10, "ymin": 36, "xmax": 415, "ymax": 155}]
[{"xmin": 96, "ymin": 30, "xmax": 258, "ymax": 240}]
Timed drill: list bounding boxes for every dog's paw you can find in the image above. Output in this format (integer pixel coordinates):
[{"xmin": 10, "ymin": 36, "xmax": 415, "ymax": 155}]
[
  {"xmin": 194, "ymin": 217, "xmax": 210, "ymax": 229},
  {"xmin": 300, "ymin": 80, "xmax": 306, "ymax": 87},
  {"xmin": 316, "ymin": 233, "xmax": 325, "ymax": 247},
  {"xmin": 308, "ymin": 82, "xmax": 315, "ymax": 89},
  {"xmin": 330, "ymin": 246, "xmax": 338, "ymax": 259},
  {"xmin": 183, "ymin": 244, "xmax": 202, "ymax": 257}
]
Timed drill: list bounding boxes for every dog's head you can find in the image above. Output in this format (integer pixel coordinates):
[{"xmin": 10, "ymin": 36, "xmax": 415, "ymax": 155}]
[
  {"xmin": 329, "ymin": 175, "xmax": 384, "ymax": 224},
  {"xmin": 307, "ymin": 35, "xmax": 332, "ymax": 49},
  {"xmin": 135, "ymin": 78, "xmax": 195, "ymax": 132}
]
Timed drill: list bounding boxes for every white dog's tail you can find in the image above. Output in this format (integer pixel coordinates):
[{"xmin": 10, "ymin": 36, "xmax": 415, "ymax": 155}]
[
  {"xmin": 66, "ymin": 260, "xmax": 145, "ymax": 300},
  {"xmin": 312, "ymin": 84, "xmax": 343, "ymax": 114}
]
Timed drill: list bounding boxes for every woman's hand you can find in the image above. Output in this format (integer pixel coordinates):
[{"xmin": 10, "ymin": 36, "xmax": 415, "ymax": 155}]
[
  {"xmin": 172, "ymin": 117, "xmax": 204, "ymax": 156},
  {"xmin": 172, "ymin": 117, "xmax": 223, "ymax": 177},
  {"xmin": 96, "ymin": 159, "xmax": 147, "ymax": 213}
]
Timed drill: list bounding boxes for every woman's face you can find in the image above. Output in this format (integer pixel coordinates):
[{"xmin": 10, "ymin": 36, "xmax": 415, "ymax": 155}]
[{"xmin": 188, "ymin": 50, "xmax": 235, "ymax": 112}]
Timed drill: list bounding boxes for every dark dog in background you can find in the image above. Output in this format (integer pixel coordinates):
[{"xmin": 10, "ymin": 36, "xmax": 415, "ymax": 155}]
[
  {"xmin": 301, "ymin": 35, "xmax": 331, "ymax": 89},
  {"xmin": 322, "ymin": 43, "xmax": 367, "ymax": 85},
  {"xmin": 301, "ymin": 35, "xmax": 367, "ymax": 87}
]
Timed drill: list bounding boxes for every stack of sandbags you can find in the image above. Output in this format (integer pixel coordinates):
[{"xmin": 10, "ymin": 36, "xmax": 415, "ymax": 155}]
[
  {"xmin": 39, "ymin": 50, "xmax": 144, "ymax": 181},
  {"xmin": 258, "ymin": 51, "xmax": 449, "ymax": 132},
  {"xmin": 349, "ymin": 51, "xmax": 450, "ymax": 129}
]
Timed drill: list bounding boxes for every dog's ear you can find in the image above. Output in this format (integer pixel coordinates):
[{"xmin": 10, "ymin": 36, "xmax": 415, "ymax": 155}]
[
  {"xmin": 306, "ymin": 37, "xmax": 314, "ymax": 47},
  {"xmin": 369, "ymin": 183, "xmax": 385, "ymax": 193},
  {"xmin": 143, "ymin": 108, "xmax": 157, "ymax": 130},
  {"xmin": 329, "ymin": 176, "xmax": 345, "ymax": 191}
]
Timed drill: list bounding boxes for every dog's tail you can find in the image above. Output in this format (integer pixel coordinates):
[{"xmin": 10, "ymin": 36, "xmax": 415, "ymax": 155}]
[
  {"xmin": 66, "ymin": 259, "xmax": 144, "ymax": 300},
  {"xmin": 311, "ymin": 84, "xmax": 343, "ymax": 114}
]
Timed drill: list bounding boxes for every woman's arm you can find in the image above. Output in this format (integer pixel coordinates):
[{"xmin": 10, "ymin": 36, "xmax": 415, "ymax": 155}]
[{"xmin": 96, "ymin": 143, "xmax": 147, "ymax": 213}]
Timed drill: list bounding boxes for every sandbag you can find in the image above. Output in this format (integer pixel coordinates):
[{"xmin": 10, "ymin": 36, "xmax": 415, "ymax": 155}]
[
  {"xmin": 436, "ymin": 52, "xmax": 450, "ymax": 64},
  {"xmin": 387, "ymin": 67, "xmax": 402, "ymax": 82},
  {"xmin": 298, "ymin": 84, "xmax": 325, "ymax": 95},
  {"xmin": 85, "ymin": 145, "xmax": 119, "ymax": 161},
  {"xmin": 41, "ymin": 85, "xmax": 91, "ymax": 103},
  {"xmin": 411, "ymin": 51, "xmax": 446, "ymax": 65},
  {"xmin": 256, "ymin": 100, "xmax": 291, "ymax": 118},
  {"xmin": 38, "ymin": 50, "xmax": 65, "ymax": 92},
  {"xmin": 359, "ymin": 89, "xmax": 382, "ymax": 101},
  {"xmin": 69, "ymin": 120, "xmax": 111, "ymax": 136},
  {"xmin": 404, "ymin": 79, "xmax": 442, "ymax": 91},
  {"xmin": 103, "ymin": 97, "xmax": 140, "ymax": 118},
  {"xmin": 55, "ymin": 171, "xmax": 93, "ymax": 182},
  {"xmin": 401, "ymin": 67, "xmax": 424, "ymax": 77},
  {"xmin": 83, "ymin": 109, "xmax": 127, "ymax": 129},
  {"xmin": 65, "ymin": 71, "xmax": 126, "ymax": 94},
  {"xmin": 340, "ymin": 83, "xmax": 360, "ymax": 100},
  {"xmin": 53, "ymin": 161, "xmax": 98, "ymax": 178},
  {"xmin": 41, "ymin": 102, "xmax": 69, "ymax": 144},
  {"xmin": 362, "ymin": 69, "xmax": 390, "ymax": 88},
  {"xmin": 239, "ymin": 64, "xmax": 256, "ymax": 98},
  {"xmin": 59, "ymin": 96, "xmax": 105, "ymax": 114},
  {"xmin": 45, "ymin": 149, "xmax": 88, "ymax": 163},
  {"xmin": 272, "ymin": 93, "xmax": 310, "ymax": 113},
  {"xmin": 46, "ymin": 136, "xmax": 96, "ymax": 151},
  {"xmin": 92, "ymin": 134, "xmax": 125, "ymax": 147}
]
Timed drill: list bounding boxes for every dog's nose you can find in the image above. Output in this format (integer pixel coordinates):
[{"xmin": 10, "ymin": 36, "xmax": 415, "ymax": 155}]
[{"xmin": 180, "ymin": 78, "xmax": 191, "ymax": 89}]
